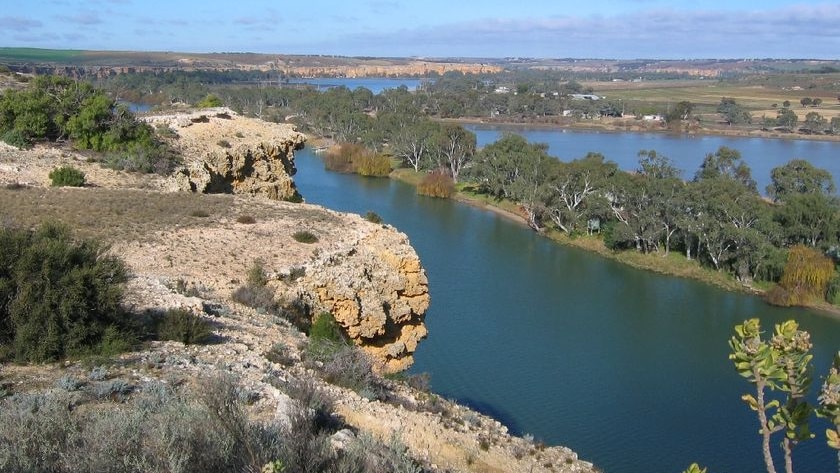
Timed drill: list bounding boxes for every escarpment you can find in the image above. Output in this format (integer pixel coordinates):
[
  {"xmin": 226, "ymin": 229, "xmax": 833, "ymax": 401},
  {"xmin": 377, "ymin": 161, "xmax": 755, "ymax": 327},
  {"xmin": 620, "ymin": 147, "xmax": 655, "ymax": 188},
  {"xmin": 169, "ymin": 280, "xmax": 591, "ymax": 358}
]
[{"xmin": 145, "ymin": 108, "xmax": 306, "ymax": 201}]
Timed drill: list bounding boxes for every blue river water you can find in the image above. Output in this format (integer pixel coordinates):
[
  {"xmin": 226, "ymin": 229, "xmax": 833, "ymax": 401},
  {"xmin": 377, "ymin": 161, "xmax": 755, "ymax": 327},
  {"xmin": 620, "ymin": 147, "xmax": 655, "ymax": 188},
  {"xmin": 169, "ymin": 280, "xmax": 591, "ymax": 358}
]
[{"xmin": 293, "ymin": 129, "xmax": 840, "ymax": 473}]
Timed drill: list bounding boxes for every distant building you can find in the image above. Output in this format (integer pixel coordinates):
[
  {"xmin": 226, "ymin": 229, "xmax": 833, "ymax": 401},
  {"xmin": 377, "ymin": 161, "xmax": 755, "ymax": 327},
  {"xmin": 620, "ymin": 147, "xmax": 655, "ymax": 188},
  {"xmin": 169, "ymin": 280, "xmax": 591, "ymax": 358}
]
[
  {"xmin": 570, "ymin": 94, "xmax": 600, "ymax": 101},
  {"xmin": 494, "ymin": 86, "xmax": 511, "ymax": 94}
]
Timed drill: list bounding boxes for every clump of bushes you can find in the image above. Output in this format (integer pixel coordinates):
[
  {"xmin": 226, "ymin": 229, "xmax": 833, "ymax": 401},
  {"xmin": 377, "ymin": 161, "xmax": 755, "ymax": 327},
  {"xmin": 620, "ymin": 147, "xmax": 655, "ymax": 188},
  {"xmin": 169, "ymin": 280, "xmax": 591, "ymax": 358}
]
[
  {"xmin": 49, "ymin": 165, "xmax": 86, "ymax": 187},
  {"xmin": 417, "ymin": 170, "xmax": 455, "ymax": 198},
  {"xmin": 154, "ymin": 308, "xmax": 213, "ymax": 345},
  {"xmin": 293, "ymin": 230, "xmax": 319, "ymax": 244},
  {"xmin": 0, "ymin": 75, "xmax": 176, "ymax": 175},
  {"xmin": 324, "ymin": 143, "xmax": 391, "ymax": 177},
  {"xmin": 0, "ymin": 223, "xmax": 130, "ymax": 362},
  {"xmin": 196, "ymin": 93, "xmax": 223, "ymax": 108}
]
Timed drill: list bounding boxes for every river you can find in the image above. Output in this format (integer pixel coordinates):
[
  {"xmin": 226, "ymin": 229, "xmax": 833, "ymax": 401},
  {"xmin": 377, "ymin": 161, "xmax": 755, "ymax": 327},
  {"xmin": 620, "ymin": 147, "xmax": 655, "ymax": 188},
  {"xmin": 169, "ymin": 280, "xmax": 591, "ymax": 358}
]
[
  {"xmin": 284, "ymin": 77, "xmax": 429, "ymax": 94},
  {"xmin": 293, "ymin": 132, "xmax": 840, "ymax": 473}
]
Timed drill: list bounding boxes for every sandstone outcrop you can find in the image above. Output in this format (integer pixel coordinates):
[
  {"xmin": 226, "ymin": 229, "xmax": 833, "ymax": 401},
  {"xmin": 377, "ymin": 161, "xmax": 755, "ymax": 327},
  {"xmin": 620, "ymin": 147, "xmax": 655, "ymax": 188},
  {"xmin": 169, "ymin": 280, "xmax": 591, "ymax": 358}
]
[{"xmin": 146, "ymin": 108, "xmax": 306, "ymax": 201}]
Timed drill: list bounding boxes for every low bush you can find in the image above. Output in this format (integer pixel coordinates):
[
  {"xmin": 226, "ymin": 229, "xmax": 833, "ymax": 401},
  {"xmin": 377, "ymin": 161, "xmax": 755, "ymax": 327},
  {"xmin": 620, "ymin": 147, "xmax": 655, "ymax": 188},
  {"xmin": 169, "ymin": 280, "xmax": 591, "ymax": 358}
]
[
  {"xmin": 155, "ymin": 308, "xmax": 213, "ymax": 345},
  {"xmin": 217, "ymin": 139, "xmax": 231, "ymax": 148},
  {"xmin": 190, "ymin": 209, "xmax": 210, "ymax": 218},
  {"xmin": 0, "ymin": 374, "xmax": 289, "ymax": 473},
  {"xmin": 0, "ymin": 223, "xmax": 130, "ymax": 362},
  {"xmin": 417, "ymin": 170, "xmax": 454, "ymax": 198},
  {"xmin": 364, "ymin": 211, "xmax": 383, "ymax": 224},
  {"xmin": 306, "ymin": 337, "xmax": 384, "ymax": 400},
  {"xmin": 237, "ymin": 215, "xmax": 257, "ymax": 224},
  {"xmin": 48, "ymin": 165, "xmax": 86, "ymax": 187},
  {"xmin": 1, "ymin": 129, "xmax": 31, "ymax": 149},
  {"xmin": 292, "ymin": 230, "xmax": 318, "ymax": 244},
  {"xmin": 232, "ymin": 259, "xmax": 278, "ymax": 314}
]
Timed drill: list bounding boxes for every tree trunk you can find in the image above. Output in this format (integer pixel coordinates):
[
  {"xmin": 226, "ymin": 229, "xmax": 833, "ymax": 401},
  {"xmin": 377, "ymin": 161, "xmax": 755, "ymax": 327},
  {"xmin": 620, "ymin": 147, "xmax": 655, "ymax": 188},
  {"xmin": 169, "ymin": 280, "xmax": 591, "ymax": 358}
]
[
  {"xmin": 756, "ymin": 378, "xmax": 778, "ymax": 473},
  {"xmin": 783, "ymin": 438, "xmax": 793, "ymax": 473}
]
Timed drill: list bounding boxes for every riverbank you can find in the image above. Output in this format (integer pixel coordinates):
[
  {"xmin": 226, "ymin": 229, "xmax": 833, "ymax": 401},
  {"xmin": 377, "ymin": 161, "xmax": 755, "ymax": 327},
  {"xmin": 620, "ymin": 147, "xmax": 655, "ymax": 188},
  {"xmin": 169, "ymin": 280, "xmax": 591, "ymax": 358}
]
[
  {"xmin": 446, "ymin": 116, "xmax": 840, "ymax": 143},
  {"xmin": 390, "ymin": 167, "xmax": 840, "ymax": 318}
]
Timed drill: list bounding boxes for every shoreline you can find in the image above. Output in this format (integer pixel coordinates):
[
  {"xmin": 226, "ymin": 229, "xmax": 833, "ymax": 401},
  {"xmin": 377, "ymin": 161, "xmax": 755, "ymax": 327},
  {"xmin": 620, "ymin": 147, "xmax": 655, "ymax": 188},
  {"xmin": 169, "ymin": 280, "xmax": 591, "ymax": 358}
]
[{"xmin": 444, "ymin": 117, "xmax": 840, "ymax": 143}]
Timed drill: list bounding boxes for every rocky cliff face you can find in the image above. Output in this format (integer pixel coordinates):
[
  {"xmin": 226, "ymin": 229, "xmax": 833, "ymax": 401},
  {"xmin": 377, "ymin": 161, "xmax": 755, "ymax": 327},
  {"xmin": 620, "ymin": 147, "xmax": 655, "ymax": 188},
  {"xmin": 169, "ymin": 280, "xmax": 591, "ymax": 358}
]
[
  {"xmin": 297, "ymin": 224, "xmax": 429, "ymax": 373},
  {"xmin": 146, "ymin": 109, "xmax": 306, "ymax": 201}
]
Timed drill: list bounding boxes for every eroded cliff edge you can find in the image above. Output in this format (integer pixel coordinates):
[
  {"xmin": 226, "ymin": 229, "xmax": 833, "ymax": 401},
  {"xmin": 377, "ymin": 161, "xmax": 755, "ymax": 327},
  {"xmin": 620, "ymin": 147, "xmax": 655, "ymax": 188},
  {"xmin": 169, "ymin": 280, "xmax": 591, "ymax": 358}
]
[{"xmin": 146, "ymin": 108, "xmax": 306, "ymax": 201}]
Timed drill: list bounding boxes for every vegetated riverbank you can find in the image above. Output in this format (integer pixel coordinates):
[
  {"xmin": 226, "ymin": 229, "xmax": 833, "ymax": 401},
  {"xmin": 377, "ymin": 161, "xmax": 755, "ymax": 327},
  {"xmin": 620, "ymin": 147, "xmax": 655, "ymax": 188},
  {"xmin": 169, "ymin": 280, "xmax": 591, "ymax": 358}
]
[{"xmin": 389, "ymin": 166, "xmax": 840, "ymax": 318}]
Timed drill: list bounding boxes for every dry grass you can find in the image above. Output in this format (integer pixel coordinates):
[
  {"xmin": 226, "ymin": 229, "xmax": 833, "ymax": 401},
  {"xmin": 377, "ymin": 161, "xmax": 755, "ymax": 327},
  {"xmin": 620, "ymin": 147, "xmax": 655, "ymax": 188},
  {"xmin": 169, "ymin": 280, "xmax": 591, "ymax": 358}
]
[{"xmin": 0, "ymin": 187, "xmax": 339, "ymax": 244}]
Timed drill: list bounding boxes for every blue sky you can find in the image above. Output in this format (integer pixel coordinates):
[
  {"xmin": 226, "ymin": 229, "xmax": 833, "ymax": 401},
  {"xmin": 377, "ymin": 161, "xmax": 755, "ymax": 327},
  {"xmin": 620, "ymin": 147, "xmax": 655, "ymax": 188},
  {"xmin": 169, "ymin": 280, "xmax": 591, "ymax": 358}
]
[{"xmin": 1, "ymin": 0, "xmax": 839, "ymax": 59}]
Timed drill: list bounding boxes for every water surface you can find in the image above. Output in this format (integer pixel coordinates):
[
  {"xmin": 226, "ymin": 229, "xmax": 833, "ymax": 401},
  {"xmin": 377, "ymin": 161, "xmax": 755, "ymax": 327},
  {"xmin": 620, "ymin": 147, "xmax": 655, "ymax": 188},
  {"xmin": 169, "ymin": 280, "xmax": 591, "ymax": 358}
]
[{"xmin": 294, "ymin": 143, "xmax": 840, "ymax": 473}]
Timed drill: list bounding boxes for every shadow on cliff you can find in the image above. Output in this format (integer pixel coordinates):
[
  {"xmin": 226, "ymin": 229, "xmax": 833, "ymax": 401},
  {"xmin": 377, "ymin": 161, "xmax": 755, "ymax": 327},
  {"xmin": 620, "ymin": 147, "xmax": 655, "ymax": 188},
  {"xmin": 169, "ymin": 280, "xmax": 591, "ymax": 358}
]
[{"xmin": 455, "ymin": 396, "xmax": 523, "ymax": 437}]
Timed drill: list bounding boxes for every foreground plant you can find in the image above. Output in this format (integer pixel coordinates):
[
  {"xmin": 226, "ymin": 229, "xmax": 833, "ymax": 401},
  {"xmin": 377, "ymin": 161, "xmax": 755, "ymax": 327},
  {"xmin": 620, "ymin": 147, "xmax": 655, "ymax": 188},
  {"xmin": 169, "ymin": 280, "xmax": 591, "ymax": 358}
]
[{"xmin": 729, "ymin": 319, "xmax": 814, "ymax": 473}]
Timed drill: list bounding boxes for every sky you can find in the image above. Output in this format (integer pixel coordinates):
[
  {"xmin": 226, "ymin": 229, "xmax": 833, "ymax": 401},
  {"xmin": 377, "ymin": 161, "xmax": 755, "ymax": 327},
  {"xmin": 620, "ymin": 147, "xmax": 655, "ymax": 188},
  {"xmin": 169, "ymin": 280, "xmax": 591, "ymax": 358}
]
[{"xmin": 1, "ymin": 0, "xmax": 839, "ymax": 59}]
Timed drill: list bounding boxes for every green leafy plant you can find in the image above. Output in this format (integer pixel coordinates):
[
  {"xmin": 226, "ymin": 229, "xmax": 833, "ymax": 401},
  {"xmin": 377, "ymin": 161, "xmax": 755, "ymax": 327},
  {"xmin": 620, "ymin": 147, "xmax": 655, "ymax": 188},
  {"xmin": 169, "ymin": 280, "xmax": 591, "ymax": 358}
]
[
  {"xmin": 730, "ymin": 319, "xmax": 815, "ymax": 473},
  {"xmin": 0, "ymin": 223, "xmax": 129, "ymax": 362},
  {"xmin": 49, "ymin": 165, "xmax": 86, "ymax": 187}
]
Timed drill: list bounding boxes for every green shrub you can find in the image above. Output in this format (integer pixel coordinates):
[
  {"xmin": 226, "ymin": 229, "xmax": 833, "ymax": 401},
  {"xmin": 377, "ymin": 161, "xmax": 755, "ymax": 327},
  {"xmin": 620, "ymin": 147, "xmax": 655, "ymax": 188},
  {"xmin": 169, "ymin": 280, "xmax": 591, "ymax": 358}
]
[
  {"xmin": 190, "ymin": 209, "xmax": 210, "ymax": 218},
  {"xmin": 1, "ymin": 129, "xmax": 32, "ymax": 149},
  {"xmin": 309, "ymin": 312, "xmax": 345, "ymax": 343},
  {"xmin": 283, "ymin": 191, "xmax": 304, "ymax": 203},
  {"xmin": 0, "ymin": 223, "xmax": 129, "ymax": 362},
  {"xmin": 155, "ymin": 308, "xmax": 213, "ymax": 345},
  {"xmin": 364, "ymin": 211, "xmax": 383, "ymax": 224},
  {"xmin": 237, "ymin": 215, "xmax": 256, "ymax": 224},
  {"xmin": 292, "ymin": 230, "xmax": 318, "ymax": 244},
  {"xmin": 417, "ymin": 170, "xmax": 455, "ymax": 198},
  {"xmin": 232, "ymin": 259, "xmax": 277, "ymax": 314},
  {"xmin": 217, "ymin": 139, "xmax": 231, "ymax": 148},
  {"xmin": 49, "ymin": 165, "xmax": 86, "ymax": 187},
  {"xmin": 196, "ymin": 93, "xmax": 223, "ymax": 108}
]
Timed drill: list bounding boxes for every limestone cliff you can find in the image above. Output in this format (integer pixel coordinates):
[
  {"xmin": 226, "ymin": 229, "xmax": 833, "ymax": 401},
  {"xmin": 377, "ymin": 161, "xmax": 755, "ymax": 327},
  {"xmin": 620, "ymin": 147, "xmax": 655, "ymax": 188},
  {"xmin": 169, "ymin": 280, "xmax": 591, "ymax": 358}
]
[
  {"xmin": 296, "ymin": 224, "xmax": 429, "ymax": 373},
  {"xmin": 146, "ymin": 108, "xmax": 306, "ymax": 201}
]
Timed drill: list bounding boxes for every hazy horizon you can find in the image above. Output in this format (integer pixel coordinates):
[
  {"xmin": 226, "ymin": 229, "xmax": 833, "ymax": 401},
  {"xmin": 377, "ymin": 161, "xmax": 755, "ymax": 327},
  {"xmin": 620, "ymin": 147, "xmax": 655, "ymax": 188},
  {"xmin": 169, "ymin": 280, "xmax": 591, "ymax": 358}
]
[{"xmin": 2, "ymin": 1, "xmax": 839, "ymax": 60}]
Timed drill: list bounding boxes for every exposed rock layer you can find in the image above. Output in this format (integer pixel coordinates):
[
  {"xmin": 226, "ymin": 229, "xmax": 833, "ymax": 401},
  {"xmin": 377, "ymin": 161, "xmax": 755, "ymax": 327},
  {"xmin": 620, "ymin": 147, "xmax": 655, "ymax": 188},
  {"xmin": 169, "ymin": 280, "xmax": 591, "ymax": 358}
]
[{"xmin": 146, "ymin": 109, "xmax": 306, "ymax": 201}]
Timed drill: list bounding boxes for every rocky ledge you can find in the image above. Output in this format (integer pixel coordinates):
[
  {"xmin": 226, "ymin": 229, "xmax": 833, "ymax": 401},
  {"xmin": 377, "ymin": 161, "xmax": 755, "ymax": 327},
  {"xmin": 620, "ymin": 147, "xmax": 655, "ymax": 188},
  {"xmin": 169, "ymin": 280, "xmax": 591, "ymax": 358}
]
[{"xmin": 145, "ymin": 108, "xmax": 306, "ymax": 201}]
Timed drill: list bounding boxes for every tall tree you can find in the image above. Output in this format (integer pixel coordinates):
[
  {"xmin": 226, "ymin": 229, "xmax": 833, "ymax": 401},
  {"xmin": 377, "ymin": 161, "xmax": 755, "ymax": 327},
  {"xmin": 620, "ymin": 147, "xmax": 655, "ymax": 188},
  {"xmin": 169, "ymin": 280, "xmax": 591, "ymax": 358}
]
[
  {"xmin": 433, "ymin": 124, "xmax": 476, "ymax": 183},
  {"xmin": 695, "ymin": 146, "xmax": 757, "ymax": 192},
  {"xmin": 767, "ymin": 159, "xmax": 835, "ymax": 202}
]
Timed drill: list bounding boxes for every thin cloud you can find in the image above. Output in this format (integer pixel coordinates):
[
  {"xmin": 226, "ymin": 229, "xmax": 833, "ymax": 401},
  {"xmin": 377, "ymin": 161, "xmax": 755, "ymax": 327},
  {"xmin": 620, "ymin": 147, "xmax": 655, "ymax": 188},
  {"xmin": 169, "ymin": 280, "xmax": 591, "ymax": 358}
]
[
  {"xmin": 327, "ymin": 4, "xmax": 840, "ymax": 58},
  {"xmin": 0, "ymin": 16, "xmax": 43, "ymax": 32},
  {"xmin": 56, "ymin": 12, "xmax": 104, "ymax": 25}
]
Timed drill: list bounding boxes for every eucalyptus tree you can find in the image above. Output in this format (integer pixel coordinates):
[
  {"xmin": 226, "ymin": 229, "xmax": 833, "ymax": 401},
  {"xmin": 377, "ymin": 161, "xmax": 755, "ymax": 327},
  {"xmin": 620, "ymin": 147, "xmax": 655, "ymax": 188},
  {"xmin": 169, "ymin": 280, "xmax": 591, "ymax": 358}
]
[
  {"xmin": 470, "ymin": 134, "xmax": 553, "ymax": 230},
  {"xmin": 544, "ymin": 153, "xmax": 617, "ymax": 235},
  {"xmin": 433, "ymin": 124, "xmax": 476, "ymax": 183},
  {"xmin": 767, "ymin": 159, "xmax": 835, "ymax": 202},
  {"xmin": 390, "ymin": 118, "xmax": 440, "ymax": 172},
  {"xmin": 695, "ymin": 146, "xmax": 757, "ymax": 192}
]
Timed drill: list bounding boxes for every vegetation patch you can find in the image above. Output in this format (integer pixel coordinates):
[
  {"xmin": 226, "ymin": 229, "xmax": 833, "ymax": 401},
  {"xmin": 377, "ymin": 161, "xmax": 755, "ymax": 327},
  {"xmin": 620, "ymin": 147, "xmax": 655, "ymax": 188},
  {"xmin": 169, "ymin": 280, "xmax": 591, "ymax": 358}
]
[
  {"xmin": 154, "ymin": 308, "xmax": 213, "ymax": 345},
  {"xmin": 417, "ymin": 170, "xmax": 455, "ymax": 198},
  {"xmin": 292, "ymin": 230, "xmax": 318, "ymax": 244},
  {"xmin": 0, "ymin": 223, "xmax": 130, "ymax": 362},
  {"xmin": 49, "ymin": 165, "xmax": 86, "ymax": 187}
]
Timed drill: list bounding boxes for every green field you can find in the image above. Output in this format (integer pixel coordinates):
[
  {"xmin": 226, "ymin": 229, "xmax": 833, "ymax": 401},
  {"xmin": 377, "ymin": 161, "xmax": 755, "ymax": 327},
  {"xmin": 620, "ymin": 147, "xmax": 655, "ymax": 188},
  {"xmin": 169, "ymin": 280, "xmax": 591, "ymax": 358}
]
[{"xmin": 0, "ymin": 47, "xmax": 86, "ymax": 63}]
